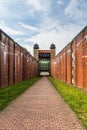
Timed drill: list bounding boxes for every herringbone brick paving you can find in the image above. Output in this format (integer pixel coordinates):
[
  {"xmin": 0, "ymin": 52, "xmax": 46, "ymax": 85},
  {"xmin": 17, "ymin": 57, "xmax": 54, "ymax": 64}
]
[{"xmin": 0, "ymin": 77, "xmax": 85, "ymax": 130}]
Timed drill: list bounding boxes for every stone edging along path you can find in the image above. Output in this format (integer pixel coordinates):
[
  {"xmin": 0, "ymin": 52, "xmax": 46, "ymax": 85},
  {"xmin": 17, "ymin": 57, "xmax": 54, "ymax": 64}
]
[{"xmin": 0, "ymin": 77, "xmax": 85, "ymax": 130}]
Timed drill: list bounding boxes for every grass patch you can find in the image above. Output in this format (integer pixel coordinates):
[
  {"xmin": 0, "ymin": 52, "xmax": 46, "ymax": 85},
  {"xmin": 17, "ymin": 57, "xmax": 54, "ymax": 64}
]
[
  {"xmin": 48, "ymin": 77, "xmax": 87, "ymax": 129},
  {"xmin": 0, "ymin": 77, "xmax": 40, "ymax": 111}
]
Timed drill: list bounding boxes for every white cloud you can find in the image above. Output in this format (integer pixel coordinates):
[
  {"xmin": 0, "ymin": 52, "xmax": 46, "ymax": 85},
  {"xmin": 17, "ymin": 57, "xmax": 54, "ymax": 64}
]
[
  {"xmin": 38, "ymin": 14, "xmax": 61, "ymax": 33},
  {"xmin": 65, "ymin": 0, "xmax": 78, "ymax": 13},
  {"xmin": 0, "ymin": 22, "xmax": 25, "ymax": 36},
  {"xmin": 65, "ymin": 0, "xmax": 83, "ymax": 19},
  {"xmin": 19, "ymin": 22, "xmax": 39, "ymax": 32},
  {"xmin": 0, "ymin": 0, "xmax": 86, "ymax": 56},
  {"xmin": 0, "ymin": 1, "xmax": 10, "ymax": 19},
  {"xmin": 20, "ymin": 43, "xmax": 33, "ymax": 55},
  {"xmin": 23, "ymin": 24, "xmax": 83, "ymax": 55},
  {"xmin": 0, "ymin": 0, "xmax": 24, "ymax": 19},
  {"xmin": 26, "ymin": 0, "xmax": 51, "ymax": 13},
  {"xmin": 27, "ymin": 0, "xmax": 42, "ymax": 11},
  {"xmin": 57, "ymin": 0, "xmax": 63, "ymax": 5}
]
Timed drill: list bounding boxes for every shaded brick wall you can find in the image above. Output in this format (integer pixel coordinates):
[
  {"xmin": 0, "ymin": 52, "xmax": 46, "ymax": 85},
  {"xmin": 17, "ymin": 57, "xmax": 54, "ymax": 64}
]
[
  {"xmin": 8, "ymin": 39, "xmax": 14, "ymax": 85},
  {"xmin": 0, "ymin": 29, "xmax": 38, "ymax": 88},
  {"xmin": 0, "ymin": 33, "xmax": 9, "ymax": 87},
  {"xmin": 51, "ymin": 26, "xmax": 87, "ymax": 89}
]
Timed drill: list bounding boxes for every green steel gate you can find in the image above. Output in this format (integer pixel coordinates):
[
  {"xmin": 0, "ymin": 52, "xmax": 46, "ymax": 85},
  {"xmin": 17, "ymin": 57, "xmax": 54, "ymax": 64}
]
[{"xmin": 39, "ymin": 60, "xmax": 50, "ymax": 72}]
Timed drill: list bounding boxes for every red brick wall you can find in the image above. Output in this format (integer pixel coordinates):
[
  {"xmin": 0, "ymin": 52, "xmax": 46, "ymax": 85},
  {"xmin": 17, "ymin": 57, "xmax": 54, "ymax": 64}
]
[
  {"xmin": 83, "ymin": 28, "xmax": 87, "ymax": 89},
  {"xmin": 8, "ymin": 39, "xmax": 14, "ymax": 85},
  {"xmin": 0, "ymin": 33, "xmax": 9, "ymax": 87},
  {"xmin": 0, "ymin": 36, "xmax": 1, "ymax": 87},
  {"xmin": 51, "ymin": 26, "xmax": 87, "ymax": 90},
  {"xmin": 66, "ymin": 44, "xmax": 72, "ymax": 84},
  {"xmin": 15, "ymin": 43, "xmax": 21, "ymax": 83},
  {"xmin": 63, "ymin": 49, "xmax": 67, "ymax": 82},
  {"xmin": 79, "ymin": 28, "xmax": 87, "ymax": 89},
  {"xmin": 71, "ymin": 28, "xmax": 87, "ymax": 89},
  {"xmin": 51, "ymin": 44, "xmax": 72, "ymax": 84},
  {"xmin": 0, "ymin": 29, "xmax": 39, "ymax": 88}
]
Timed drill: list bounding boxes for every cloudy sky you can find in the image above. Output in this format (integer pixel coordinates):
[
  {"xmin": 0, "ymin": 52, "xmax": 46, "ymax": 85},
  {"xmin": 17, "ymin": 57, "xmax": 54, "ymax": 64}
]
[{"xmin": 0, "ymin": 0, "xmax": 87, "ymax": 55}]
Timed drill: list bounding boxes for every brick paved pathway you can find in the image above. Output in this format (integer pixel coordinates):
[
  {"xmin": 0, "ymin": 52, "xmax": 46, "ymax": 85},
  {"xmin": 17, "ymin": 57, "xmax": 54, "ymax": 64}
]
[{"xmin": 0, "ymin": 77, "xmax": 85, "ymax": 130}]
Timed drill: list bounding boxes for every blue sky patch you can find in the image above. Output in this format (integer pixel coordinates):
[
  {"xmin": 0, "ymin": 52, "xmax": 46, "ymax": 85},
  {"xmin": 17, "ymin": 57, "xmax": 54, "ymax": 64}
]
[{"xmin": 0, "ymin": 0, "xmax": 87, "ymax": 55}]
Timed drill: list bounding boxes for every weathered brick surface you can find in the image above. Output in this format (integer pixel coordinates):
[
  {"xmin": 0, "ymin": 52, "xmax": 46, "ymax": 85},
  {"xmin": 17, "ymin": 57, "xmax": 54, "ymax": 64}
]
[
  {"xmin": 0, "ymin": 77, "xmax": 85, "ymax": 130},
  {"xmin": 0, "ymin": 33, "xmax": 9, "ymax": 87},
  {"xmin": 15, "ymin": 43, "xmax": 21, "ymax": 83},
  {"xmin": 0, "ymin": 29, "xmax": 38, "ymax": 88},
  {"xmin": 66, "ymin": 44, "xmax": 72, "ymax": 84},
  {"xmin": 51, "ymin": 26, "xmax": 87, "ymax": 90},
  {"xmin": 8, "ymin": 39, "xmax": 14, "ymax": 85}
]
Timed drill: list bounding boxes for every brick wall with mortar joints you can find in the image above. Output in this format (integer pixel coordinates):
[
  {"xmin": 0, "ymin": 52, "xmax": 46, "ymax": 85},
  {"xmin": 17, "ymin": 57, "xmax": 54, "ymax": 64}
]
[
  {"xmin": 8, "ymin": 39, "xmax": 14, "ymax": 85},
  {"xmin": 0, "ymin": 33, "xmax": 9, "ymax": 87},
  {"xmin": 0, "ymin": 29, "xmax": 39, "ymax": 88},
  {"xmin": 51, "ymin": 26, "xmax": 87, "ymax": 90}
]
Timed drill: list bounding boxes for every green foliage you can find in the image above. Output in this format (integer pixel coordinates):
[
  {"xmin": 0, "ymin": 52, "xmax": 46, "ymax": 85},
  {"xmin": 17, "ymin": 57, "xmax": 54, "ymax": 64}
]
[
  {"xmin": 0, "ymin": 77, "xmax": 40, "ymax": 111},
  {"xmin": 48, "ymin": 77, "xmax": 87, "ymax": 129}
]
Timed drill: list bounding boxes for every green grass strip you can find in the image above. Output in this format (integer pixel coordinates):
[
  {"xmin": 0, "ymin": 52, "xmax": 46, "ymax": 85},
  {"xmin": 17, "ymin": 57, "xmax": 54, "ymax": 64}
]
[
  {"xmin": 0, "ymin": 77, "xmax": 40, "ymax": 111},
  {"xmin": 48, "ymin": 77, "xmax": 87, "ymax": 129}
]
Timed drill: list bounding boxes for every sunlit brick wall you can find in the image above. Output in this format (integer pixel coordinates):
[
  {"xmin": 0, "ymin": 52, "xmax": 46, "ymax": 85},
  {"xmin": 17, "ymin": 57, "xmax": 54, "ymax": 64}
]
[{"xmin": 51, "ymin": 26, "xmax": 87, "ymax": 89}]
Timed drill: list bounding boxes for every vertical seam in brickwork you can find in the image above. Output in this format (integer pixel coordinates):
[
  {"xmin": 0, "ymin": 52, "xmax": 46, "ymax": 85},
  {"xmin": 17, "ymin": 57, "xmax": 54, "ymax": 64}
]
[
  {"xmin": 13, "ymin": 42, "xmax": 15, "ymax": 83},
  {"xmin": 0, "ymin": 31, "xmax": 1, "ymax": 87},
  {"xmin": 66, "ymin": 49, "xmax": 67, "ymax": 82},
  {"xmin": 26, "ymin": 53, "xmax": 27, "ymax": 79},
  {"xmin": 22, "ymin": 50, "xmax": 24, "ymax": 80},
  {"xmin": 23, "ymin": 53, "xmax": 24, "ymax": 80},
  {"xmin": 75, "ymin": 38, "xmax": 77, "ymax": 86},
  {"xmin": 25, "ymin": 53, "xmax": 27, "ymax": 79},
  {"xmin": 8, "ymin": 39, "xmax": 10, "ymax": 85},
  {"xmin": 82, "ymin": 30, "xmax": 85, "ymax": 88},
  {"xmin": 5, "ymin": 34, "xmax": 8, "ymax": 86},
  {"xmin": 70, "ymin": 42, "xmax": 72, "ymax": 84}
]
